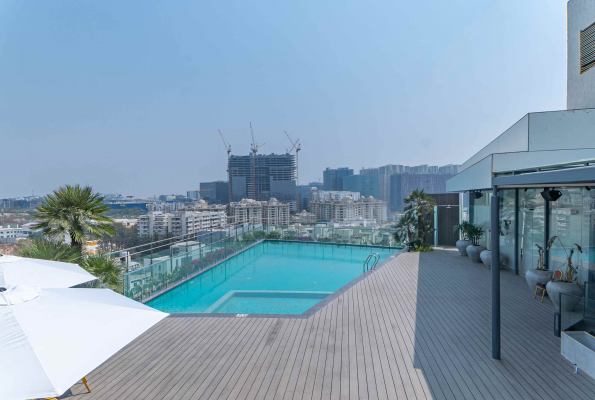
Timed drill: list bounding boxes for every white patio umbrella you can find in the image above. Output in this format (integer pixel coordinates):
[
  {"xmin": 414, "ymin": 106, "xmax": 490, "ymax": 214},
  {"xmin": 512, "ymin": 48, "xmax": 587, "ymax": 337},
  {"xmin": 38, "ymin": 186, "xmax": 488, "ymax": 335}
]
[
  {"xmin": 0, "ymin": 254, "xmax": 96, "ymax": 288},
  {"xmin": 0, "ymin": 285, "xmax": 168, "ymax": 400}
]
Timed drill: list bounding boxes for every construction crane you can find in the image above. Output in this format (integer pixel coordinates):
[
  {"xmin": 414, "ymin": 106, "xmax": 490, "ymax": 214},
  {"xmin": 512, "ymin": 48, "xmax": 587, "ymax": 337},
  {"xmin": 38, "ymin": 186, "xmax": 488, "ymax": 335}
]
[
  {"xmin": 284, "ymin": 131, "xmax": 301, "ymax": 213},
  {"xmin": 250, "ymin": 122, "xmax": 265, "ymax": 200},
  {"xmin": 219, "ymin": 130, "xmax": 232, "ymax": 208}
]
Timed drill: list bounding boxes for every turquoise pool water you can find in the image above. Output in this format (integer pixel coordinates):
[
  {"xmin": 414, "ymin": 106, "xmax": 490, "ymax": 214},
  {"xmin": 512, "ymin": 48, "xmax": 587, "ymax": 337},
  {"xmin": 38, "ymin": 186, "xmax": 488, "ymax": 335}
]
[{"xmin": 147, "ymin": 241, "xmax": 397, "ymax": 314}]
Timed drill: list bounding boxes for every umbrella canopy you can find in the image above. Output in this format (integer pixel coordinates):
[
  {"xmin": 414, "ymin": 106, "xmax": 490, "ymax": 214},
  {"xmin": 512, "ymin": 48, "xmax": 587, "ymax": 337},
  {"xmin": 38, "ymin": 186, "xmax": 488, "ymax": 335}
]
[
  {"xmin": 0, "ymin": 285, "xmax": 168, "ymax": 400},
  {"xmin": 0, "ymin": 254, "xmax": 96, "ymax": 288}
]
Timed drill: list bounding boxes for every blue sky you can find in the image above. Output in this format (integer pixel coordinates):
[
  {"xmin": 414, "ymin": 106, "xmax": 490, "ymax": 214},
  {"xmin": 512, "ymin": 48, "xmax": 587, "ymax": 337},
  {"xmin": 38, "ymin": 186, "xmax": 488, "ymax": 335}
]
[{"xmin": 0, "ymin": 0, "xmax": 567, "ymax": 198}]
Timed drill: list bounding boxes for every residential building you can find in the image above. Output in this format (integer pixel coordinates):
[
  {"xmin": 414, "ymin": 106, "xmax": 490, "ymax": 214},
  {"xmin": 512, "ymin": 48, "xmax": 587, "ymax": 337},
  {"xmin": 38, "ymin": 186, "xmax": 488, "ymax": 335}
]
[
  {"xmin": 292, "ymin": 210, "xmax": 317, "ymax": 224},
  {"xmin": 322, "ymin": 167, "xmax": 353, "ymax": 191},
  {"xmin": 229, "ymin": 199, "xmax": 263, "ymax": 225},
  {"xmin": 311, "ymin": 189, "xmax": 361, "ymax": 202},
  {"xmin": 179, "ymin": 199, "xmax": 227, "ymax": 213},
  {"xmin": 137, "ymin": 211, "xmax": 170, "ymax": 236},
  {"xmin": 168, "ymin": 211, "xmax": 226, "ymax": 236},
  {"xmin": 0, "ymin": 224, "xmax": 34, "ymax": 244},
  {"xmin": 199, "ymin": 181, "xmax": 229, "ymax": 205},
  {"xmin": 310, "ymin": 196, "xmax": 387, "ymax": 223},
  {"xmin": 446, "ymin": 0, "xmax": 595, "ymax": 359},
  {"xmin": 390, "ymin": 173, "xmax": 453, "ymax": 211},
  {"xmin": 342, "ymin": 175, "xmax": 379, "ymax": 198},
  {"xmin": 262, "ymin": 198, "xmax": 291, "ymax": 225},
  {"xmin": 229, "ymin": 198, "xmax": 290, "ymax": 225},
  {"xmin": 137, "ymin": 210, "xmax": 226, "ymax": 236}
]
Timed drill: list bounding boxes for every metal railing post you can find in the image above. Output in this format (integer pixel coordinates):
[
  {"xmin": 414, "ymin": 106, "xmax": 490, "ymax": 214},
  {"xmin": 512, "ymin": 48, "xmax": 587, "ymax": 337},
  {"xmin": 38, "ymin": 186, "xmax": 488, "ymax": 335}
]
[{"xmin": 491, "ymin": 185, "xmax": 501, "ymax": 360}]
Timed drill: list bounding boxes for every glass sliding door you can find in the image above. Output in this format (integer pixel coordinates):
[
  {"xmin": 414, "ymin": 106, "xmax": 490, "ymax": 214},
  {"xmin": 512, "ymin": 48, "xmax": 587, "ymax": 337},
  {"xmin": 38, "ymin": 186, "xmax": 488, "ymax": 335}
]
[
  {"xmin": 499, "ymin": 190, "xmax": 516, "ymax": 269},
  {"xmin": 518, "ymin": 189, "xmax": 545, "ymax": 275},
  {"xmin": 548, "ymin": 187, "xmax": 595, "ymax": 291}
]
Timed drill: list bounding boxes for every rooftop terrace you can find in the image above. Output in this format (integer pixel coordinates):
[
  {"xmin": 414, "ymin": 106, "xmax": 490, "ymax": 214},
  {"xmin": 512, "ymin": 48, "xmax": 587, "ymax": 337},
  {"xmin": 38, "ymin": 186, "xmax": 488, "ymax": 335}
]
[{"xmin": 67, "ymin": 248, "xmax": 595, "ymax": 399}]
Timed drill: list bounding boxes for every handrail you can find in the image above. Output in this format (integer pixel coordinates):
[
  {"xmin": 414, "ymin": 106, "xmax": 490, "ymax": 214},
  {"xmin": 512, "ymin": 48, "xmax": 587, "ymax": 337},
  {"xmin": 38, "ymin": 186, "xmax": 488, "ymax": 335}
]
[{"xmin": 363, "ymin": 253, "xmax": 380, "ymax": 273}]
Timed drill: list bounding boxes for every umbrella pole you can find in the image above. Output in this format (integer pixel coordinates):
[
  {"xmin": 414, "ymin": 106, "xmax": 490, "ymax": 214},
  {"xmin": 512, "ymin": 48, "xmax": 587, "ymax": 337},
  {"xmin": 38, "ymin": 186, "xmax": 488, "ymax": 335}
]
[{"xmin": 82, "ymin": 376, "xmax": 92, "ymax": 392}]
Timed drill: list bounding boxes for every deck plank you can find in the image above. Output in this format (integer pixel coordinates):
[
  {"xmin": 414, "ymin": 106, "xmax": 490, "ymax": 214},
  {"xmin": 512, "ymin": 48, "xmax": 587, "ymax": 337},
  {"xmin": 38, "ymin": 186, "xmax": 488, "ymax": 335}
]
[{"xmin": 66, "ymin": 249, "xmax": 595, "ymax": 400}]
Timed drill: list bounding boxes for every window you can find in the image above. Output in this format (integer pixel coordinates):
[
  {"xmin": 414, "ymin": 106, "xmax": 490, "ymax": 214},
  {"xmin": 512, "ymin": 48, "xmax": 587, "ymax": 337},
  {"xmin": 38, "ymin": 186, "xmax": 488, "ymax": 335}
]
[{"xmin": 581, "ymin": 21, "xmax": 595, "ymax": 74}]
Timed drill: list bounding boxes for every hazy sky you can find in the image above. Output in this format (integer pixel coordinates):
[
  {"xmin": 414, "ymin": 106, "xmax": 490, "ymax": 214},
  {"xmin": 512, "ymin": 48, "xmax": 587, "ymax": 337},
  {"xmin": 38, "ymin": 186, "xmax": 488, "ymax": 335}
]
[{"xmin": 0, "ymin": 0, "xmax": 567, "ymax": 198}]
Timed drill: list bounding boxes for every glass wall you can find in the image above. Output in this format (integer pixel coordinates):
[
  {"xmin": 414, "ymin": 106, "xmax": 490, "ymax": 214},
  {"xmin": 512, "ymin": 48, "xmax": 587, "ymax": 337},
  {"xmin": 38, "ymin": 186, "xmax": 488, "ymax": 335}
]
[
  {"xmin": 518, "ymin": 189, "xmax": 545, "ymax": 275},
  {"xmin": 499, "ymin": 190, "xmax": 516, "ymax": 269},
  {"xmin": 469, "ymin": 190, "xmax": 492, "ymax": 248},
  {"xmin": 548, "ymin": 187, "xmax": 595, "ymax": 287}
]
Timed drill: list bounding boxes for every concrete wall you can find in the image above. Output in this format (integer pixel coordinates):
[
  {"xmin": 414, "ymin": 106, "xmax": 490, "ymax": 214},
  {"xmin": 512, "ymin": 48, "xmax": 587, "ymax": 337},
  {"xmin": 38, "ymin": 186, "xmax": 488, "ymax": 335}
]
[{"xmin": 568, "ymin": 0, "xmax": 595, "ymax": 110}]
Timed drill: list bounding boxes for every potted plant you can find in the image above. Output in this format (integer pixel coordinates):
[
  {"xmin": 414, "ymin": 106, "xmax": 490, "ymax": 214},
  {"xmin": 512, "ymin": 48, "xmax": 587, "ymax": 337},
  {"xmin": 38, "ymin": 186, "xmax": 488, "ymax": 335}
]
[
  {"xmin": 525, "ymin": 242, "xmax": 553, "ymax": 292},
  {"xmin": 545, "ymin": 237, "xmax": 584, "ymax": 310},
  {"xmin": 465, "ymin": 224, "xmax": 486, "ymax": 263},
  {"xmin": 480, "ymin": 220, "xmax": 510, "ymax": 269},
  {"xmin": 453, "ymin": 221, "xmax": 473, "ymax": 256}
]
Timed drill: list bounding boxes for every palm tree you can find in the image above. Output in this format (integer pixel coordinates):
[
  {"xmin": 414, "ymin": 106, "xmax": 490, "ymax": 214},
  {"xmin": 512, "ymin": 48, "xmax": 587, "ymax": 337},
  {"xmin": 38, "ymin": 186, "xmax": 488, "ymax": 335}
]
[
  {"xmin": 33, "ymin": 185, "xmax": 116, "ymax": 248},
  {"xmin": 402, "ymin": 189, "xmax": 436, "ymax": 248},
  {"xmin": 80, "ymin": 255, "xmax": 123, "ymax": 293},
  {"xmin": 17, "ymin": 239, "xmax": 82, "ymax": 263},
  {"xmin": 393, "ymin": 213, "xmax": 417, "ymax": 247}
]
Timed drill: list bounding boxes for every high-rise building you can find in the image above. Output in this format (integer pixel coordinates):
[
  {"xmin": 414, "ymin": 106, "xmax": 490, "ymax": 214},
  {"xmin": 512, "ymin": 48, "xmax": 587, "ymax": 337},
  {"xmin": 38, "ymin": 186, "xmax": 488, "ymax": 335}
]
[
  {"xmin": 228, "ymin": 154, "xmax": 296, "ymax": 206},
  {"xmin": 322, "ymin": 168, "xmax": 353, "ymax": 191},
  {"xmin": 199, "ymin": 181, "xmax": 229, "ymax": 205},
  {"xmin": 342, "ymin": 175, "xmax": 379, "ymax": 198},
  {"xmin": 390, "ymin": 173, "xmax": 454, "ymax": 211}
]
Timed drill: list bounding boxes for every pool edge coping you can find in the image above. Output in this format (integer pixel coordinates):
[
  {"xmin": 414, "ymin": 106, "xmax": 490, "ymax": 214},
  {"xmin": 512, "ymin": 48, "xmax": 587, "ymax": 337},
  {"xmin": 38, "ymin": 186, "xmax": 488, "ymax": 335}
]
[{"xmin": 168, "ymin": 246, "xmax": 409, "ymax": 319}]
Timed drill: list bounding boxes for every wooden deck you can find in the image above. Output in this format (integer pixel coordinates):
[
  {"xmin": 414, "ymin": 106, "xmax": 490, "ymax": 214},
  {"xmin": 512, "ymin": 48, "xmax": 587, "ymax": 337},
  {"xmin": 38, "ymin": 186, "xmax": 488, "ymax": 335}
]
[{"xmin": 68, "ymin": 248, "xmax": 595, "ymax": 400}]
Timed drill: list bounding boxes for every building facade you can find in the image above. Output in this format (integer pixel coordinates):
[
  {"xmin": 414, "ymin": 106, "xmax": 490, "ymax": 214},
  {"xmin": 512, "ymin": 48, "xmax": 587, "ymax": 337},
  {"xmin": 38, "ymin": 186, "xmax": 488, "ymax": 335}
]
[
  {"xmin": 228, "ymin": 153, "xmax": 296, "ymax": 206},
  {"xmin": 311, "ymin": 189, "xmax": 361, "ymax": 202},
  {"xmin": 445, "ymin": 1, "xmax": 595, "ymax": 358},
  {"xmin": 0, "ymin": 224, "xmax": 34, "ymax": 244},
  {"xmin": 310, "ymin": 196, "xmax": 387, "ymax": 223},
  {"xmin": 229, "ymin": 198, "xmax": 290, "ymax": 225},
  {"xmin": 262, "ymin": 198, "xmax": 291, "ymax": 225},
  {"xmin": 137, "ymin": 210, "xmax": 226, "ymax": 237},
  {"xmin": 199, "ymin": 181, "xmax": 229, "ymax": 205},
  {"xmin": 342, "ymin": 175, "xmax": 379, "ymax": 198},
  {"xmin": 390, "ymin": 173, "xmax": 453, "ymax": 211},
  {"xmin": 568, "ymin": 0, "xmax": 595, "ymax": 109},
  {"xmin": 322, "ymin": 167, "xmax": 353, "ymax": 191}
]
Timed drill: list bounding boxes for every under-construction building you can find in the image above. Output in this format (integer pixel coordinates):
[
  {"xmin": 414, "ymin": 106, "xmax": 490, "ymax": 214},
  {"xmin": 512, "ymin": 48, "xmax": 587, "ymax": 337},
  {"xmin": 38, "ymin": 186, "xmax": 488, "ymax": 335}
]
[{"xmin": 228, "ymin": 153, "xmax": 297, "ymax": 207}]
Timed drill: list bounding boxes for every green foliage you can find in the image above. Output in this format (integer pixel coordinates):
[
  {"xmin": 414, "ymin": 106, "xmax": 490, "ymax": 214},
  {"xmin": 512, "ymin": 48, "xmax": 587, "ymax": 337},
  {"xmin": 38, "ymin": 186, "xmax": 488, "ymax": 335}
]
[
  {"xmin": 393, "ymin": 213, "xmax": 417, "ymax": 247},
  {"xmin": 266, "ymin": 231, "xmax": 281, "ymax": 239},
  {"xmin": 414, "ymin": 245, "xmax": 433, "ymax": 252},
  {"xmin": 80, "ymin": 255, "xmax": 123, "ymax": 293},
  {"xmin": 401, "ymin": 189, "xmax": 436, "ymax": 250},
  {"xmin": 253, "ymin": 230, "xmax": 266, "ymax": 239},
  {"xmin": 17, "ymin": 239, "xmax": 83, "ymax": 263},
  {"xmin": 466, "ymin": 224, "xmax": 484, "ymax": 246},
  {"xmin": 33, "ymin": 185, "xmax": 116, "ymax": 247},
  {"xmin": 453, "ymin": 221, "xmax": 473, "ymax": 241}
]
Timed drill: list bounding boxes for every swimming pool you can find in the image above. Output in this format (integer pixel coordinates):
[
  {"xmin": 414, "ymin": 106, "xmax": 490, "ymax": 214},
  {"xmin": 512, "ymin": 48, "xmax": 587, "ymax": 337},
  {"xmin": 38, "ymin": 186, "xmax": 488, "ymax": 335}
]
[{"xmin": 146, "ymin": 241, "xmax": 397, "ymax": 314}]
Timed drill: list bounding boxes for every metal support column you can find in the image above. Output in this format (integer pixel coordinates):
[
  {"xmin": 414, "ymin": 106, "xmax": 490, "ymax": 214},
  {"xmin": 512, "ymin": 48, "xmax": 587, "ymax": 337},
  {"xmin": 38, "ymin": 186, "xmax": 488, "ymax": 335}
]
[
  {"xmin": 491, "ymin": 185, "xmax": 501, "ymax": 360},
  {"xmin": 514, "ymin": 189, "xmax": 519, "ymax": 275},
  {"xmin": 544, "ymin": 192, "xmax": 550, "ymax": 270}
]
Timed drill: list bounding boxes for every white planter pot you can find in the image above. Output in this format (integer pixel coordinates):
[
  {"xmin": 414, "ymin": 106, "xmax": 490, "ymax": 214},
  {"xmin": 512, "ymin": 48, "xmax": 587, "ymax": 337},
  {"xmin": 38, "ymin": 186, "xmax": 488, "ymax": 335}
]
[
  {"xmin": 479, "ymin": 250, "xmax": 505, "ymax": 269},
  {"xmin": 466, "ymin": 245, "xmax": 487, "ymax": 263},
  {"xmin": 456, "ymin": 240, "xmax": 473, "ymax": 256},
  {"xmin": 525, "ymin": 269, "xmax": 552, "ymax": 292},
  {"xmin": 546, "ymin": 281, "xmax": 584, "ymax": 311}
]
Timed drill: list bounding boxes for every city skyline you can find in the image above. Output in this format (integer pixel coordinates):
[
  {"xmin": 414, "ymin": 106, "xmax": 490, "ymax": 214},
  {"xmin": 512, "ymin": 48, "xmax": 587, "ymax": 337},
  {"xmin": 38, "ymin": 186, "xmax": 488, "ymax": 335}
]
[{"xmin": 1, "ymin": 1, "xmax": 567, "ymax": 198}]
